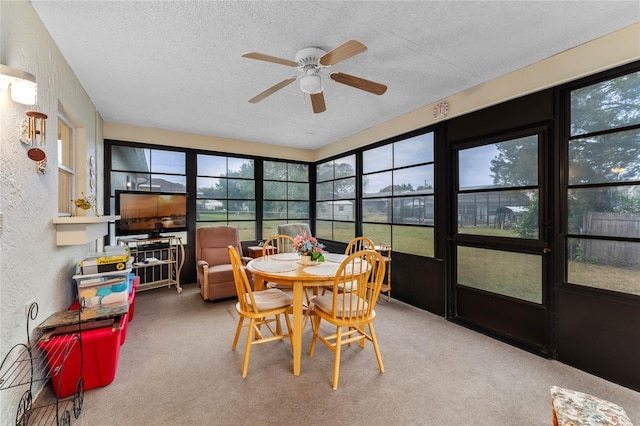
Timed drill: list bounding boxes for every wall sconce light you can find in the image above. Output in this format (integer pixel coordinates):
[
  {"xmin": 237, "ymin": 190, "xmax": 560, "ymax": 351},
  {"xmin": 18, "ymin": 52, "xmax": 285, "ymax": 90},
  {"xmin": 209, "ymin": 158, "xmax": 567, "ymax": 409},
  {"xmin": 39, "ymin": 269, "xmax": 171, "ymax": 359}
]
[{"xmin": 0, "ymin": 64, "xmax": 37, "ymax": 105}]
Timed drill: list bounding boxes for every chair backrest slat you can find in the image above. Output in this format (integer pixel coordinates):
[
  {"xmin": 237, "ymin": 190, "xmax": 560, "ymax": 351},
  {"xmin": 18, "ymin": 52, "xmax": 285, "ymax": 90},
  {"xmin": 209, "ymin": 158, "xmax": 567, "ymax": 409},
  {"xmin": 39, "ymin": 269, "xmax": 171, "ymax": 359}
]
[
  {"xmin": 331, "ymin": 249, "xmax": 385, "ymax": 322},
  {"xmin": 344, "ymin": 236, "xmax": 375, "ymax": 256},
  {"xmin": 263, "ymin": 234, "xmax": 296, "ymax": 255},
  {"xmin": 228, "ymin": 246, "xmax": 259, "ymax": 314}
]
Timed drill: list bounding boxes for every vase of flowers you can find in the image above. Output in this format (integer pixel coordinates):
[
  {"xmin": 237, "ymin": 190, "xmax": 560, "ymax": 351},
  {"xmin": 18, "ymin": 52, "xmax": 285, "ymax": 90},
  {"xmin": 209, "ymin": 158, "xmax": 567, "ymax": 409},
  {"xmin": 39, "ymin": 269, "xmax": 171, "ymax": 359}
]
[{"xmin": 293, "ymin": 232, "xmax": 325, "ymax": 263}]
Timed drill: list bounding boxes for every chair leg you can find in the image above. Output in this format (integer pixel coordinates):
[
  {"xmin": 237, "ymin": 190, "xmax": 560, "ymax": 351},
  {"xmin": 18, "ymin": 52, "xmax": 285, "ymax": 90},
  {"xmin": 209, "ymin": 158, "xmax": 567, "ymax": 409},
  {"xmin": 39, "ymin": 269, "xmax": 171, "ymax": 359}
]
[
  {"xmin": 358, "ymin": 326, "xmax": 366, "ymax": 348},
  {"xmin": 305, "ymin": 286, "xmax": 321, "ymax": 306},
  {"xmin": 283, "ymin": 312, "xmax": 293, "ymax": 348},
  {"xmin": 232, "ymin": 317, "xmax": 244, "ymax": 350},
  {"xmin": 242, "ymin": 318, "xmax": 255, "ymax": 378},
  {"xmin": 275, "ymin": 314, "xmax": 282, "ymax": 335},
  {"xmin": 308, "ymin": 315, "xmax": 321, "ymax": 357},
  {"xmin": 332, "ymin": 326, "xmax": 342, "ymax": 390},
  {"xmin": 368, "ymin": 322, "xmax": 384, "ymax": 373}
]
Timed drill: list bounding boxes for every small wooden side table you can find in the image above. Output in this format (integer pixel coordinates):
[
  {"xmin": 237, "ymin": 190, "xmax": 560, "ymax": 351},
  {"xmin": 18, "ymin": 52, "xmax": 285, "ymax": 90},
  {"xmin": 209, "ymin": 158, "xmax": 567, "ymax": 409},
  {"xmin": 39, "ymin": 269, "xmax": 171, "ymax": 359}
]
[
  {"xmin": 247, "ymin": 245, "xmax": 276, "ymax": 259},
  {"xmin": 374, "ymin": 244, "xmax": 392, "ymax": 302}
]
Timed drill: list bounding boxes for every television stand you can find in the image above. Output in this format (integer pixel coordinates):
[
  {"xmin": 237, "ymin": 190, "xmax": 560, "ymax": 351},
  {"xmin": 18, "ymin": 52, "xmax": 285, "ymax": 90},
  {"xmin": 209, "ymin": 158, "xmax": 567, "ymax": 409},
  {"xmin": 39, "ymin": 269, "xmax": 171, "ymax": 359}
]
[
  {"xmin": 146, "ymin": 231, "xmax": 172, "ymax": 239},
  {"xmin": 118, "ymin": 236, "xmax": 184, "ymax": 293}
]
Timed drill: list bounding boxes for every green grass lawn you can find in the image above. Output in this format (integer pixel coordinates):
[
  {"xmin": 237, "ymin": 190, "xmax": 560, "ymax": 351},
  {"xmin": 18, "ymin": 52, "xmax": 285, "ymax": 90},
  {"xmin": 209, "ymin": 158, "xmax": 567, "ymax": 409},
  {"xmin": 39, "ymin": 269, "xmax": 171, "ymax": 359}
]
[
  {"xmin": 458, "ymin": 226, "xmax": 523, "ymax": 238},
  {"xmin": 457, "ymin": 247, "xmax": 542, "ymax": 303},
  {"xmin": 568, "ymin": 261, "xmax": 640, "ymax": 296},
  {"xmin": 457, "ymin": 246, "xmax": 640, "ymax": 302}
]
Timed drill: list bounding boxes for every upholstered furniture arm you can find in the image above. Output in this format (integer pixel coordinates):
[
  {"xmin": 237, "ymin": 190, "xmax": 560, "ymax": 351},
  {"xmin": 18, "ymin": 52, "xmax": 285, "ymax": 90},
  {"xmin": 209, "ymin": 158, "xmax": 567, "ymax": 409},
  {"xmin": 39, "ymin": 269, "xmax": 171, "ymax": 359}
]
[
  {"xmin": 196, "ymin": 259, "xmax": 210, "ymax": 300},
  {"xmin": 241, "ymin": 256, "xmax": 252, "ymax": 265}
]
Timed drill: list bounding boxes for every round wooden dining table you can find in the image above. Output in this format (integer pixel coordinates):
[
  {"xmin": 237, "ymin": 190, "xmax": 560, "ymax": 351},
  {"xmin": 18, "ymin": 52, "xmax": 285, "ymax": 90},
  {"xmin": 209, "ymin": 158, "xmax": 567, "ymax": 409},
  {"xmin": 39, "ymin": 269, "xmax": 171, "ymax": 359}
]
[{"xmin": 246, "ymin": 252, "xmax": 346, "ymax": 376}]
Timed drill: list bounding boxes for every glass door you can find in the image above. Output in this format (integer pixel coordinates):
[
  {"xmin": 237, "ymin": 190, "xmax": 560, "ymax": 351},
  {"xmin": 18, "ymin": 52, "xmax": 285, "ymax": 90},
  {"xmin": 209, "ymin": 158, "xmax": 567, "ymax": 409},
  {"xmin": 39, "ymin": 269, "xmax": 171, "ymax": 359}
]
[{"xmin": 452, "ymin": 129, "xmax": 551, "ymax": 352}]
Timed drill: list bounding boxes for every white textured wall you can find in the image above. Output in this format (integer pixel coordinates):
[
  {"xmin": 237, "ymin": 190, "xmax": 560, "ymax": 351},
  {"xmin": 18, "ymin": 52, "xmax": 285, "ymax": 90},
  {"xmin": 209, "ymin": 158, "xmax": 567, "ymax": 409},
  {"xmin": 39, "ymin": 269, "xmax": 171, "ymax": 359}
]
[{"xmin": 1, "ymin": 1, "xmax": 102, "ymax": 420}]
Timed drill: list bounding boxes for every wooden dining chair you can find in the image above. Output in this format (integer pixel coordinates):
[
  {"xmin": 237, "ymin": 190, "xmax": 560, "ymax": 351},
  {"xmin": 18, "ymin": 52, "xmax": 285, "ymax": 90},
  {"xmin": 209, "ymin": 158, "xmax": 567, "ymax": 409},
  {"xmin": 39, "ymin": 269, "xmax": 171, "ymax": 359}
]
[
  {"xmin": 321, "ymin": 236, "xmax": 376, "ymax": 296},
  {"xmin": 228, "ymin": 246, "xmax": 293, "ymax": 378},
  {"xmin": 263, "ymin": 234, "xmax": 296, "ymax": 256},
  {"xmin": 344, "ymin": 236, "xmax": 375, "ymax": 255},
  {"xmin": 263, "ymin": 234, "xmax": 295, "ymax": 291},
  {"xmin": 309, "ymin": 249, "xmax": 387, "ymax": 389}
]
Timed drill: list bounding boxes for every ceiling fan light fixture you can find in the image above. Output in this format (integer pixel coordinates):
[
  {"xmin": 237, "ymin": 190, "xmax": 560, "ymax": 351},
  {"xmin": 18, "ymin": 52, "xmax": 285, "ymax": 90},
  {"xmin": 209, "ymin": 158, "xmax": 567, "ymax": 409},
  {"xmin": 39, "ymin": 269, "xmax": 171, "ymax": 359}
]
[{"xmin": 299, "ymin": 70, "xmax": 323, "ymax": 94}]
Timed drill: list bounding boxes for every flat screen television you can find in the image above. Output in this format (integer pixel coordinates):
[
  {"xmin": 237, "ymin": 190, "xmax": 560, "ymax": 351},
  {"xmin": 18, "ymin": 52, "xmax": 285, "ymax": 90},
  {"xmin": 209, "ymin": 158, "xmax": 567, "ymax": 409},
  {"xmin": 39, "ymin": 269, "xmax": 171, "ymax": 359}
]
[{"xmin": 115, "ymin": 190, "xmax": 187, "ymax": 238}]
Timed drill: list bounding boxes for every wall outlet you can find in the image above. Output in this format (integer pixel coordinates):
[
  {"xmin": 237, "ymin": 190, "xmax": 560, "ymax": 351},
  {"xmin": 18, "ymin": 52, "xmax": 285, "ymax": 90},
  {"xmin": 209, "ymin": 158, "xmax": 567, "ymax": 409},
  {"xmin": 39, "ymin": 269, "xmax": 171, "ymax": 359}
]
[{"xmin": 25, "ymin": 299, "xmax": 35, "ymax": 318}]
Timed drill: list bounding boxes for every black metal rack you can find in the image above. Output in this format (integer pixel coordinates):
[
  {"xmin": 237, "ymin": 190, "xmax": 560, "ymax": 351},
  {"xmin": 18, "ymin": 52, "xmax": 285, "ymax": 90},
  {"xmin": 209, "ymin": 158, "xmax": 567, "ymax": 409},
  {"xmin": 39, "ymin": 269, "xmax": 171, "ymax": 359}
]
[{"xmin": 0, "ymin": 302, "xmax": 84, "ymax": 425}]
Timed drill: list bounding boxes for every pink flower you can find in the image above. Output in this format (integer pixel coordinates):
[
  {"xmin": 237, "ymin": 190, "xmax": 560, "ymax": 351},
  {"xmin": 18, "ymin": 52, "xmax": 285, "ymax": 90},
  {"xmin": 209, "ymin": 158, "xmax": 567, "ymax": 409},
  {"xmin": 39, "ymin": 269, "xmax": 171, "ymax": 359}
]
[{"xmin": 293, "ymin": 231, "xmax": 325, "ymax": 257}]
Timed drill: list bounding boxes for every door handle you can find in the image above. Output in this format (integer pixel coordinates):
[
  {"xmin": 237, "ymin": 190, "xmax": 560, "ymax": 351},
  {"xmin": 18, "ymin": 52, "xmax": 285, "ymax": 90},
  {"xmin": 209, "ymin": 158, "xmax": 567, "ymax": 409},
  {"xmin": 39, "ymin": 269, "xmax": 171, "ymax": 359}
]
[{"xmin": 543, "ymin": 247, "xmax": 551, "ymax": 254}]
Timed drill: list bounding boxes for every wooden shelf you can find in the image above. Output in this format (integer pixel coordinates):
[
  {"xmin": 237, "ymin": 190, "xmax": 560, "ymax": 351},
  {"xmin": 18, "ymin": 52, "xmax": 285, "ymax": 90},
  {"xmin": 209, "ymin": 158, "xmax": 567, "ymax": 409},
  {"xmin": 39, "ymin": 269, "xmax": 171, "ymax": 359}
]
[{"xmin": 52, "ymin": 215, "xmax": 119, "ymax": 246}]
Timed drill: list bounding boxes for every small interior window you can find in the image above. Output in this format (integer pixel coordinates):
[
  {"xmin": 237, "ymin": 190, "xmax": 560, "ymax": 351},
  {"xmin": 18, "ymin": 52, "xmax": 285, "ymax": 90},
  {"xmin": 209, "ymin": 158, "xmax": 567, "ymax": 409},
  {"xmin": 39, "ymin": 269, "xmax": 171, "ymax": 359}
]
[{"xmin": 57, "ymin": 117, "xmax": 74, "ymax": 215}]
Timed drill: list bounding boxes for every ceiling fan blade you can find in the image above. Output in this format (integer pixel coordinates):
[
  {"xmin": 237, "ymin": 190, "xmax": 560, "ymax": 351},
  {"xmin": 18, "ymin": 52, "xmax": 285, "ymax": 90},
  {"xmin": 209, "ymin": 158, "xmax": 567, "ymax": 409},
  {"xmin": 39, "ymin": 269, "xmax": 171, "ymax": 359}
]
[
  {"xmin": 330, "ymin": 72, "xmax": 387, "ymax": 95},
  {"xmin": 242, "ymin": 52, "xmax": 298, "ymax": 67},
  {"xmin": 311, "ymin": 92, "xmax": 326, "ymax": 114},
  {"xmin": 248, "ymin": 78, "xmax": 297, "ymax": 103},
  {"xmin": 320, "ymin": 40, "xmax": 367, "ymax": 66}
]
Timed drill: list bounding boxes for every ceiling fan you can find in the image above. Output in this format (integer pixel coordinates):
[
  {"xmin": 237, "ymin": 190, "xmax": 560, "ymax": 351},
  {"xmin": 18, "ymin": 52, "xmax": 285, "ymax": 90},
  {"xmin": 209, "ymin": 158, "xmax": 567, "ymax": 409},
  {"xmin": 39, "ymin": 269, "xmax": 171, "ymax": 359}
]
[{"xmin": 242, "ymin": 40, "xmax": 387, "ymax": 114}]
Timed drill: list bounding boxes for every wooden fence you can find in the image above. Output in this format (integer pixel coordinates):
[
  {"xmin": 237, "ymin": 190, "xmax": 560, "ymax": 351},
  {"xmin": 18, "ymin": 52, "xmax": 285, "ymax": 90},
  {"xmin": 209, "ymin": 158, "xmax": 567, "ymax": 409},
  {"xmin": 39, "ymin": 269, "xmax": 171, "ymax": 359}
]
[{"xmin": 582, "ymin": 212, "xmax": 640, "ymax": 266}]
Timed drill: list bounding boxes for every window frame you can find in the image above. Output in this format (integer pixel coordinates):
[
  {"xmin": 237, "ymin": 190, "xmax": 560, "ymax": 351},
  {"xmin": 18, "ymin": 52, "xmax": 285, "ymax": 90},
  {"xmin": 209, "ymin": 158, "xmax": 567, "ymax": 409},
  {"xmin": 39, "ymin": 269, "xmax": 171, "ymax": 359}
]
[
  {"xmin": 315, "ymin": 154, "xmax": 357, "ymax": 243},
  {"xmin": 57, "ymin": 114, "xmax": 75, "ymax": 216},
  {"xmin": 361, "ymin": 131, "xmax": 436, "ymax": 257},
  {"xmin": 196, "ymin": 153, "xmax": 256, "ymax": 240},
  {"xmin": 562, "ymin": 67, "xmax": 640, "ymax": 297},
  {"xmin": 262, "ymin": 160, "xmax": 310, "ymax": 239}
]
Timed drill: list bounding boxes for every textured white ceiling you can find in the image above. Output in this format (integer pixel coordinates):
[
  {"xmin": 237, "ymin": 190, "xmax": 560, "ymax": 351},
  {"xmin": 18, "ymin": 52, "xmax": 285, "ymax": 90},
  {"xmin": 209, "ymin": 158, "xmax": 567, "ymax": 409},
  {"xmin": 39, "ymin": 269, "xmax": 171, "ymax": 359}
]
[{"xmin": 30, "ymin": 1, "xmax": 639, "ymax": 150}]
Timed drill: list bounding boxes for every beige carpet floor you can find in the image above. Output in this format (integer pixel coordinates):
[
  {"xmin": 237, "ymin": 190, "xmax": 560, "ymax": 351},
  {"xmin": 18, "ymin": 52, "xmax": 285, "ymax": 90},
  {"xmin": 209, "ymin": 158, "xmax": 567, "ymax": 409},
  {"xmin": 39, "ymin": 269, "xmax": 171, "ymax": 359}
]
[{"xmin": 41, "ymin": 284, "xmax": 639, "ymax": 425}]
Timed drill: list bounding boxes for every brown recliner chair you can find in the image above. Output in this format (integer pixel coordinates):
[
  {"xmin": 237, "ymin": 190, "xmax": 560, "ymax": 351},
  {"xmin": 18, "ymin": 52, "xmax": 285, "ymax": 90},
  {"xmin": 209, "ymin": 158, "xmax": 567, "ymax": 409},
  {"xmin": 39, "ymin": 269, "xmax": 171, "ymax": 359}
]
[{"xmin": 196, "ymin": 226, "xmax": 252, "ymax": 301}]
